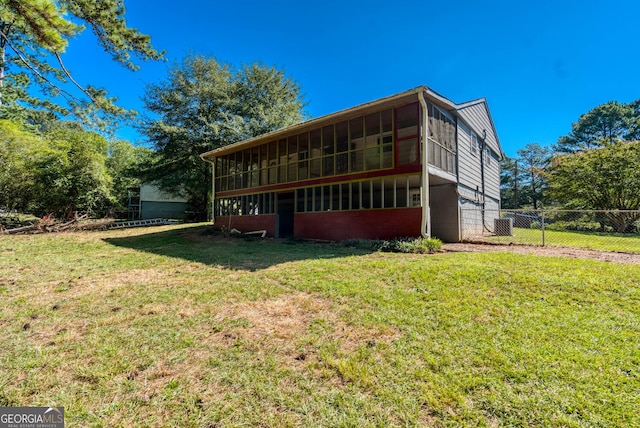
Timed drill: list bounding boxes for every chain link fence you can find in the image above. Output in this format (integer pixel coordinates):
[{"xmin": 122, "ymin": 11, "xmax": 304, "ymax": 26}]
[{"xmin": 461, "ymin": 209, "xmax": 640, "ymax": 254}]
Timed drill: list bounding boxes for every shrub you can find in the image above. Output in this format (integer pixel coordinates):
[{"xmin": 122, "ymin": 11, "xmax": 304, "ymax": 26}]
[
  {"xmin": 344, "ymin": 237, "xmax": 442, "ymax": 254},
  {"xmin": 342, "ymin": 239, "xmax": 386, "ymax": 251},
  {"xmin": 546, "ymin": 220, "xmax": 607, "ymax": 232},
  {"xmin": 380, "ymin": 237, "xmax": 443, "ymax": 254}
]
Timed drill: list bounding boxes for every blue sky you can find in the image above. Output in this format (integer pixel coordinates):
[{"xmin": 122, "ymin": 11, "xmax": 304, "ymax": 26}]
[{"xmin": 61, "ymin": 0, "xmax": 640, "ymax": 157}]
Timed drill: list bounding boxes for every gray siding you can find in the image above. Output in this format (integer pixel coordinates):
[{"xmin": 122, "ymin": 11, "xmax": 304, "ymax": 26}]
[
  {"xmin": 456, "ymin": 101, "xmax": 500, "ymax": 155},
  {"xmin": 483, "ymin": 148, "xmax": 501, "ymax": 201},
  {"xmin": 457, "ymin": 122, "xmax": 482, "ymax": 192},
  {"xmin": 456, "ymin": 101, "xmax": 502, "ymax": 203},
  {"xmin": 458, "ymin": 183, "xmax": 481, "ymax": 202},
  {"xmin": 140, "ymin": 201, "xmax": 188, "ymax": 220}
]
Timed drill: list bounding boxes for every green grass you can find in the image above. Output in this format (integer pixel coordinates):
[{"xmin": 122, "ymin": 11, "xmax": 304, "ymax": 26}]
[
  {"xmin": 1, "ymin": 224, "xmax": 639, "ymax": 426},
  {"xmin": 488, "ymin": 226, "xmax": 640, "ymax": 253}
]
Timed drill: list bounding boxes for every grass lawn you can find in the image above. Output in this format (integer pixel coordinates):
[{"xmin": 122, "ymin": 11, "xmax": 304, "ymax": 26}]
[
  {"xmin": 488, "ymin": 226, "xmax": 640, "ymax": 253},
  {"xmin": 1, "ymin": 224, "xmax": 639, "ymax": 427}
]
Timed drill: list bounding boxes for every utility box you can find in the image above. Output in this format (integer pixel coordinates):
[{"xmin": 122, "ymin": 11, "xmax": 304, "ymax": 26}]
[{"xmin": 494, "ymin": 218, "xmax": 513, "ymax": 236}]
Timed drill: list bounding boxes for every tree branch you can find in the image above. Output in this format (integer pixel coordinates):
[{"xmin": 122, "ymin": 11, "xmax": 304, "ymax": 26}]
[
  {"xmin": 0, "ymin": 27, "xmax": 79, "ymax": 103},
  {"xmin": 54, "ymin": 52, "xmax": 96, "ymax": 102}
]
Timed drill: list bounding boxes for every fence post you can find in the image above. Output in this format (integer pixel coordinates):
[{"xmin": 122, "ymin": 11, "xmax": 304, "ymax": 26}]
[{"xmin": 541, "ymin": 211, "xmax": 545, "ymax": 247}]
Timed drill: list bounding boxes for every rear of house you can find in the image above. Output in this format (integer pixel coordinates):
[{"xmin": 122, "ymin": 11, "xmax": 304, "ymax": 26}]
[{"xmin": 200, "ymin": 86, "xmax": 502, "ymax": 242}]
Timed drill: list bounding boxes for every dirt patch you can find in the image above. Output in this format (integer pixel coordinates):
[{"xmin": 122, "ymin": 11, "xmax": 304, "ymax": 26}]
[
  {"xmin": 203, "ymin": 292, "xmax": 401, "ymax": 360},
  {"xmin": 444, "ymin": 242, "xmax": 640, "ymax": 264}
]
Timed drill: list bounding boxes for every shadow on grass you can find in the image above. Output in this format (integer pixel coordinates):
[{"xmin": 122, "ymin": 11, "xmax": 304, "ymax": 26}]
[{"xmin": 103, "ymin": 224, "xmax": 371, "ymax": 271}]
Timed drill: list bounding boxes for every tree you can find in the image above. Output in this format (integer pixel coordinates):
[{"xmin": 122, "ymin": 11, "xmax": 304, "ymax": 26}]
[
  {"xmin": 1, "ymin": 118, "xmax": 116, "ymax": 215},
  {"xmin": 500, "ymin": 144, "xmax": 552, "ymax": 210},
  {"xmin": 29, "ymin": 121, "xmax": 114, "ymax": 215},
  {"xmin": 0, "ymin": 118, "xmax": 46, "ymax": 211},
  {"xmin": 106, "ymin": 139, "xmax": 152, "ymax": 210},
  {"xmin": 0, "ymin": 0, "xmax": 163, "ymax": 127},
  {"xmin": 515, "ymin": 143, "xmax": 552, "ymax": 209},
  {"xmin": 547, "ymin": 140, "xmax": 640, "ymax": 232},
  {"xmin": 499, "ymin": 155, "xmax": 521, "ymax": 209},
  {"xmin": 555, "ymin": 100, "xmax": 639, "ymax": 153},
  {"xmin": 139, "ymin": 55, "xmax": 306, "ymax": 219}
]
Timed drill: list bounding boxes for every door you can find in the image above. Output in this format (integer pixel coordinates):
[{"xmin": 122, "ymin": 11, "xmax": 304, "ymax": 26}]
[{"xmin": 276, "ymin": 192, "xmax": 295, "ymax": 238}]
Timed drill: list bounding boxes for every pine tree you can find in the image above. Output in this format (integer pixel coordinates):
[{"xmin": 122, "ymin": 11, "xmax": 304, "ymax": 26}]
[{"xmin": 0, "ymin": 0, "xmax": 163, "ymax": 128}]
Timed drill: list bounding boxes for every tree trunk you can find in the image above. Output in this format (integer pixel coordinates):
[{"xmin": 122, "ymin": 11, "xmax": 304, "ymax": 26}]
[{"xmin": 0, "ymin": 30, "xmax": 6, "ymax": 108}]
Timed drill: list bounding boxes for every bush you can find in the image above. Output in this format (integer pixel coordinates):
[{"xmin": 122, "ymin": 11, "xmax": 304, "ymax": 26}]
[
  {"xmin": 546, "ymin": 220, "xmax": 608, "ymax": 232},
  {"xmin": 342, "ymin": 239, "xmax": 386, "ymax": 251},
  {"xmin": 381, "ymin": 237, "xmax": 443, "ymax": 254},
  {"xmin": 344, "ymin": 237, "xmax": 443, "ymax": 254}
]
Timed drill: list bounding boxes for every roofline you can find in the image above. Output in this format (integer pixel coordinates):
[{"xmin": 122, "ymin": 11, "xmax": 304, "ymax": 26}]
[
  {"xmin": 455, "ymin": 97, "xmax": 503, "ymax": 158},
  {"xmin": 455, "ymin": 97, "xmax": 487, "ymax": 109},
  {"xmin": 201, "ymin": 86, "xmax": 427, "ymax": 159},
  {"xmin": 200, "ymin": 85, "xmax": 502, "ymax": 159},
  {"xmin": 424, "ymin": 87, "xmax": 458, "ymax": 110}
]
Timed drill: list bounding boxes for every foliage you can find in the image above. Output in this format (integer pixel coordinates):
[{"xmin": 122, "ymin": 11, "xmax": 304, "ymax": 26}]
[
  {"xmin": 380, "ymin": 237, "xmax": 443, "ymax": 253},
  {"xmin": 547, "ymin": 140, "xmax": 640, "ymax": 232},
  {"xmin": 0, "ymin": 118, "xmax": 118, "ymax": 216},
  {"xmin": 544, "ymin": 211, "xmax": 615, "ymax": 233},
  {"xmin": 30, "ymin": 121, "xmax": 114, "ymax": 215},
  {"xmin": 106, "ymin": 140, "xmax": 152, "ymax": 209},
  {"xmin": 499, "ymin": 155, "xmax": 518, "ymax": 209},
  {"xmin": 500, "ymin": 144, "xmax": 552, "ymax": 209},
  {"xmin": 545, "ymin": 220, "xmax": 607, "ymax": 232},
  {"xmin": 555, "ymin": 100, "xmax": 640, "ymax": 153},
  {"xmin": 139, "ymin": 55, "xmax": 306, "ymax": 218},
  {"xmin": 343, "ymin": 236, "xmax": 443, "ymax": 253},
  {"xmin": 1, "ymin": 224, "xmax": 639, "ymax": 426},
  {"xmin": 0, "ymin": 0, "xmax": 163, "ymax": 128},
  {"xmin": 0, "ymin": 119, "xmax": 47, "ymax": 211},
  {"xmin": 515, "ymin": 143, "xmax": 551, "ymax": 209}
]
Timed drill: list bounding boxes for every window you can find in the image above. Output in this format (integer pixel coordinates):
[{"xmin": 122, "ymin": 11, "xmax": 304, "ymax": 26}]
[
  {"xmin": 365, "ymin": 113, "xmax": 380, "ymax": 147},
  {"xmin": 293, "ymin": 175, "xmax": 422, "ymax": 213},
  {"xmin": 484, "ymin": 147, "xmax": 493, "ymax": 166},
  {"xmin": 310, "ymin": 129, "xmax": 322, "ymax": 159},
  {"xmin": 268, "ymin": 141, "xmax": 277, "ymax": 184},
  {"xmin": 322, "ymin": 125, "xmax": 335, "ymax": 176},
  {"xmin": 278, "ymin": 139, "xmax": 287, "ymax": 183},
  {"xmin": 298, "ymin": 132, "xmax": 309, "ymax": 179},
  {"xmin": 411, "ymin": 191, "xmax": 421, "ymax": 207},
  {"xmin": 288, "ymin": 136, "xmax": 298, "ymax": 182},
  {"xmin": 259, "ymin": 144, "xmax": 268, "ymax": 185},
  {"xmin": 398, "ymin": 138, "xmax": 419, "ymax": 165},
  {"xmin": 296, "ymin": 189, "xmax": 305, "ymax": 212},
  {"xmin": 331, "ymin": 184, "xmax": 340, "ymax": 210},
  {"xmin": 471, "ymin": 133, "xmax": 478, "ymax": 155},
  {"xmin": 396, "ymin": 104, "xmax": 419, "ymax": 139},
  {"xmin": 395, "ymin": 103, "xmax": 420, "ymax": 166},
  {"xmin": 219, "ymin": 106, "xmax": 432, "ymax": 192},
  {"xmin": 215, "ymin": 192, "xmax": 275, "ymax": 216}
]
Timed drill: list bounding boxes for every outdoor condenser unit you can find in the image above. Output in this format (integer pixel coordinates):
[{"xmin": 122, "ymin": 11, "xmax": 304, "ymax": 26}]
[{"xmin": 494, "ymin": 218, "xmax": 513, "ymax": 236}]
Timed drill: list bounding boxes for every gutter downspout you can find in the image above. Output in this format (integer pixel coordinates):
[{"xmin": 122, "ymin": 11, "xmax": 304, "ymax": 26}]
[
  {"xmin": 480, "ymin": 130, "xmax": 487, "ymax": 231},
  {"xmin": 200, "ymin": 154, "xmax": 216, "ymax": 223},
  {"xmin": 418, "ymin": 90, "xmax": 431, "ymax": 238}
]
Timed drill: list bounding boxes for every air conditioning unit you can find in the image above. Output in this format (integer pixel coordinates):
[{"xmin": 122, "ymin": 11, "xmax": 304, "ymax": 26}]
[{"xmin": 494, "ymin": 218, "xmax": 513, "ymax": 236}]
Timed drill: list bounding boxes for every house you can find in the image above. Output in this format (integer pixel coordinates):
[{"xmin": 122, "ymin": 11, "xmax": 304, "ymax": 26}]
[
  {"xmin": 128, "ymin": 184, "xmax": 189, "ymax": 220},
  {"xmin": 200, "ymin": 86, "xmax": 502, "ymax": 242}
]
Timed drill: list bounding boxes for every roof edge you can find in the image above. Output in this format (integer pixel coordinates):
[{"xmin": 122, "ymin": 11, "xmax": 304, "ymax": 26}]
[{"xmin": 201, "ymin": 86, "xmax": 427, "ymax": 158}]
